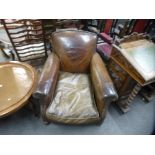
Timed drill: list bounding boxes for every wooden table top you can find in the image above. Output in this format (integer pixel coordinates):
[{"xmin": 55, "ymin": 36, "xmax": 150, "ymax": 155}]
[
  {"xmin": 119, "ymin": 39, "xmax": 155, "ymax": 82},
  {"xmin": 0, "ymin": 61, "xmax": 37, "ymax": 118}
]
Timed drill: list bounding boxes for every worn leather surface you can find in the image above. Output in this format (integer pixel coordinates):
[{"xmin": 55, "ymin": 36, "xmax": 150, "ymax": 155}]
[
  {"xmin": 33, "ymin": 53, "xmax": 60, "ymax": 120},
  {"xmin": 34, "ymin": 30, "xmax": 117, "ymax": 124},
  {"xmin": 33, "ymin": 53, "xmax": 60, "ymax": 99},
  {"xmin": 51, "ymin": 30, "xmax": 97, "ymax": 73},
  {"xmin": 90, "ymin": 53, "xmax": 118, "ymax": 117},
  {"xmin": 46, "ymin": 72, "xmax": 99, "ymax": 124}
]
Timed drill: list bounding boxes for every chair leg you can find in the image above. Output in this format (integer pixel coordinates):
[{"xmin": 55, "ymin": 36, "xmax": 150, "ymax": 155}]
[
  {"xmin": 29, "ymin": 97, "xmax": 40, "ymax": 117},
  {"xmin": 41, "ymin": 107, "xmax": 51, "ymax": 125},
  {"xmin": 95, "ymin": 120, "xmax": 103, "ymax": 126},
  {"xmin": 95, "ymin": 112, "xmax": 106, "ymax": 126},
  {"xmin": 43, "ymin": 121, "xmax": 50, "ymax": 125}
]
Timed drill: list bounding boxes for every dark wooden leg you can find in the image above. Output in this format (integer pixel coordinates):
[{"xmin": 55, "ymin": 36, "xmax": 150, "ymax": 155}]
[
  {"xmin": 28, "ymin": 97, "xmax": 40, "ymax": 117},
  {"xmin": 116, "ymin": 76, "xmax": 133, "ymax": 112},
  {"xmin": 124, "ymin": 83, "xmax": 141, "ymax": 105},
  {"xmin": 108, "ymin": 59, "xmax": 142, "ymax": 113},
  {"xmin": 118, "ymin": 76, "xmax": 132, "ymax": 97},
  {"xmin": 140, "ymin": 84, "xmax": 155, "ymax": 102}
]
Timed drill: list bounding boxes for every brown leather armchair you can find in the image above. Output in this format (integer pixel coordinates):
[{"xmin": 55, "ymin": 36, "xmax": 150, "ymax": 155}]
[{"xmin": 33, "ymin": 30, "xmax": 118, "ymax": 125}]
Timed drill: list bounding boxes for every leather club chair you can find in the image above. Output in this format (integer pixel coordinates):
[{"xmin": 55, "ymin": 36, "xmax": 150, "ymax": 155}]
[{"xmin": 33, "ymin": 30, "xmax": 118, "ymax": 125}]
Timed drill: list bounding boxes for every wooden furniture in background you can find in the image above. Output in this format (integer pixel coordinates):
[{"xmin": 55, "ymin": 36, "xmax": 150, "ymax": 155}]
[
  {"xmin": 117, "ymin": 19, "xmax": 153, "ymax": 37},
  {"xmin": 1, "ymin": 19, "xmax": 48, "ymax": 62},
  {"xmin": 131, "ymin": 19, "xmax": 151, "ymax": 34},
  {"xmin": 0, "ymin": 24, "xmax": 15, "ymax": 60},
  {"xmin": 42, "ymin": 19, "xmax": 81, "ymax": 51},
  {"xmin": 0, "ymin": 61, "xmax": 37, "ymax": 118},
  {"xmin": 86, "ymin": 20, "xmax": 118, "ymax": 61},
  {"xmin": 108, "ymin": 33, "xmax": 155, "ymax": 112}
]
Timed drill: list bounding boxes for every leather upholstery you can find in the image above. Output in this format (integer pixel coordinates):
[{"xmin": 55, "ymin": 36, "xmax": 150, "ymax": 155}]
[
  {"xmin": 33, "ymin": 53, "xmax": 60, "ymax": 99},
  {"xmin": 33, "ymin": 53, "xmax": 60, "ymax": 120},
  {"xmin": 90, "ymin": 53, "xmax": 118, "ymax": 118},
  {"xmin": 46, "ymin": 72, "xmax": 99, "ymax": 124},
  {"xmin": 33, "ymin": 30, "xmax": 118, "ymax": 124},
  {"xmin": 52, "ymin": 30, "xmax": 97, "ymax": 73}
]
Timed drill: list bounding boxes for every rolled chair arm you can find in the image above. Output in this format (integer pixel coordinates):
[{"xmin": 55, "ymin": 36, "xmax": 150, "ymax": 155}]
[
  {"xmin": 33, "ymin": 53, "xmax": 60, "ymax": 100},
  {"xmin": 90, "ymin": 53, "xmax": 118, "ymax": 117},
  {"xmin": 32, "ymin": 53, "xmax": 60, "ymax": 119}
]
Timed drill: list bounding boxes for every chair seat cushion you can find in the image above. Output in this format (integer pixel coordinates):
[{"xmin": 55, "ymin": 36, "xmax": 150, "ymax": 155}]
[{"xmin": 46, "ymin": 72, "xmax": 99, "ymax": 124}]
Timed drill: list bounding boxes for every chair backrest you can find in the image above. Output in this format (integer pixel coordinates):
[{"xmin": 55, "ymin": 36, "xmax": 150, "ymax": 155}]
[
  {"xmin": 52, "ymin": 30, "xmax": 97, "ymax": 73},
  {"xmin": 2, "ymin": 19, "xmax": 47, "ymax": 62}
]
